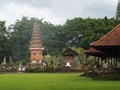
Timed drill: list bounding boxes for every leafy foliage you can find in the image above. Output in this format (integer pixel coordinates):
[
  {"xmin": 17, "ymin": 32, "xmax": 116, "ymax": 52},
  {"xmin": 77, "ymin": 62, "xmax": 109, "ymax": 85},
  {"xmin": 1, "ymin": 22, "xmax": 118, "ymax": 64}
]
[
  {"xmin": 116, "ymin": 0, "xmax": 120, "ymax": 21},
  {"xmin": 63, "ymin": 17, "xmax": 118, "ymax": 49},
  {"xmin": 0, "ymin": 21, "xmax": 10, "ymax": 63}
]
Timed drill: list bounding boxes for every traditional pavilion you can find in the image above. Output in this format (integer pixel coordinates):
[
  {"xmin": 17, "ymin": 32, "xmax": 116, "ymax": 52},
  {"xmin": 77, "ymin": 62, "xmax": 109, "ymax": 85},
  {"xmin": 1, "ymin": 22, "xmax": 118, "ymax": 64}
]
[
  {"xmin": 61, "ymin": 48, "xmax": 79, "ymax": 67},
  {"xmin": 29, "ymin": 21, "xmax": 44, "ymax": 64},
  {"xmin": 84, "ymin": 24, "xmax": 120, "ymax": 72}
]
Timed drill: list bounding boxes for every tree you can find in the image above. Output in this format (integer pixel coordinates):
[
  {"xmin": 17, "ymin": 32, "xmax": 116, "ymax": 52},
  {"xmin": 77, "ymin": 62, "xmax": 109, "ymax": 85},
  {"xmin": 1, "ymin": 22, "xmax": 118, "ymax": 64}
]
[
  {"xmin": 41, "ymin": 22, "xmax": 65, "ymax": 54},
  {"xmin": 0, "ymin": 21, "xmax": 10, "ymax": 63},
  {"xmin": 63, "ymin": 17, "xmax": 118, "ymax": 49},
  {"xmin": 9, "ymin": 17, "xmax": 35, "ymax": 62},
  {"xmin": 116, "ymin": 0, "xmax": 120, "ymax": 21}
]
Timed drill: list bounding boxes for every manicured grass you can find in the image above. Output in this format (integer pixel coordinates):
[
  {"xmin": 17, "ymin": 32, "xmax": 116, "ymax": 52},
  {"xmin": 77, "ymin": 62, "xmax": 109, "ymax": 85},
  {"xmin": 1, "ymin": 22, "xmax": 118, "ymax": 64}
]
[{"xmin": 0, "ymin": 73, "xmax": 120, "ymax": 90}]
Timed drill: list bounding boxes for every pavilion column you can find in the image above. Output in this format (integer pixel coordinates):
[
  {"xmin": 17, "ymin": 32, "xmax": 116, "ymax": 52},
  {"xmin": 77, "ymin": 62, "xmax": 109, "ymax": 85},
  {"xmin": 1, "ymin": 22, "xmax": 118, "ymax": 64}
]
[
  {"xmin": 105, "ymin": 58, "xmax": 107, "ymax": 63},
  {"xmin": 110, "ymin": 57, "xmax": 112, "ymax": 65},
  {"xmin": 119, "ymin": 58, "xmax": 120, "ymax": 69},
  {"xmin": 114, "ymin": 58, "xmax": 117, "ymax": 68},
  {"xmin": 108, "ymin": 57, "xmax": 110, "ymax": 65},
  {"xmin": 100, "ymin": 57, "xmax": 102, "ymax": 66},
  {"xmin": 98, "ymin": 57, "xmax": 100, "ymax": 65},
  {"xmin": 112, "ymin": 58, "xmax": 115, "ymax": 66},
  {"xmin": 93, "ymin": 57, "xmax": 96, "ymax": 65},
  {"xmin": 101, "ymin": 57, "xmax": 104, "ymax": 67},
  {"xmin": 115, "ymin": 58, "xmax": 118, "ymax": 68},
  {"xmin": 113, "ymin": 58, "xmax": 115, "ymax": 67},
  {"xmin": 116, "ymin": 58, "xmax": 118, "ymax": 68},
  {"xmin": 94, "ymin": 57, "xmax": 97, "ymax": 63}
]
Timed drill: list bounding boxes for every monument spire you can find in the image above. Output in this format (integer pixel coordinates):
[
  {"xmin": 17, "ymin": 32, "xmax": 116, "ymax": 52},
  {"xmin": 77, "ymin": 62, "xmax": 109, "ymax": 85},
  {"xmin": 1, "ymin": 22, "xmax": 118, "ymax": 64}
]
[{"xmin": 29, "ymin": 21, "xmax": 44, "ymax": 64}]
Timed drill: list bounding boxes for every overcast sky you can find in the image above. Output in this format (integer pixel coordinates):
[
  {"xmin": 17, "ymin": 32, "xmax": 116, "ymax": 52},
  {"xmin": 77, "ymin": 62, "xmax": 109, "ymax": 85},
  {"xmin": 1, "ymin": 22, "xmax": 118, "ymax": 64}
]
[{"xmin": 0, "ymin": 0, "xmax": 118, "ymax": 26}]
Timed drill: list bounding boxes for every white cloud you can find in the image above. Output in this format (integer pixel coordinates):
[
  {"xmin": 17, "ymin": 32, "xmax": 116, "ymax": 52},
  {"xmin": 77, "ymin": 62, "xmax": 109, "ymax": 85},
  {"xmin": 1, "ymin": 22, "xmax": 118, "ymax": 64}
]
[
  {"xmin": 0, "ymin": 0, "xmax": 118, "ymax": 26},
  {"xmin": 0, "ymin": 3, "xmax": 53, "ymax": 26}
]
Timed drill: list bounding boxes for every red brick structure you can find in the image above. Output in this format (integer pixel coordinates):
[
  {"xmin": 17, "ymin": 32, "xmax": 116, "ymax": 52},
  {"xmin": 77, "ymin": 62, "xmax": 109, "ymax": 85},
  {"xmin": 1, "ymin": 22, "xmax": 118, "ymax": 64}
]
[{"xmin": 29, "ymin": 22, "xmax": 44, "ymax": 64}]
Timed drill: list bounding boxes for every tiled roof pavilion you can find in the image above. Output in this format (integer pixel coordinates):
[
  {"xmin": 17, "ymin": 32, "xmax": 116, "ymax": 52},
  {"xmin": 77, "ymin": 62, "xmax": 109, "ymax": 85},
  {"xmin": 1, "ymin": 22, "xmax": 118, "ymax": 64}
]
[
  {"xmin": 84, "ymin": 24, "xmax": 120, "ymax": 75},
  {"xmin": 90, "ymin": 24, "xmax": 120, "ymax": 57}
]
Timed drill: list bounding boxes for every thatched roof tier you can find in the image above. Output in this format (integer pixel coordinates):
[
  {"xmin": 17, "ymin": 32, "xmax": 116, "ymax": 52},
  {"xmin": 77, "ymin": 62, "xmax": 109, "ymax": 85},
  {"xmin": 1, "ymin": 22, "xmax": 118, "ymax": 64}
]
[
  {"xmin": 91, "ymin": 46, "xmax": 120, "ymax": 57},
  {"xmin": 61, "ymin": 48, "xmax": 79, "ymax": 56},
  {"xmin": 84, "ymin": 47, "xmax": 104, "ymax": 56}
]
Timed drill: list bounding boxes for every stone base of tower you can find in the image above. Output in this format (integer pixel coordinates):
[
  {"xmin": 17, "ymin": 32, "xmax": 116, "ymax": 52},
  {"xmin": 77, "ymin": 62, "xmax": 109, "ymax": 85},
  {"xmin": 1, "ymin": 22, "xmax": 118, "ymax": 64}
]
[
  {"xmin": 30, "ymin": 60, "xmax": 43, "ymax": 68},
  {"xmin": 31, "ymin": 60, "xmax": 42, "ymax": 64}
]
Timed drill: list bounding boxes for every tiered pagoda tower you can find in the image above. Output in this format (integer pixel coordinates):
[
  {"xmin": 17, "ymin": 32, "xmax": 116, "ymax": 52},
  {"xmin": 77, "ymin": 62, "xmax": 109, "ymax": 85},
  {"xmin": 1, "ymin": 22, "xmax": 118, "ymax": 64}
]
[{"xmin": 29, "ymin": 22, "xmax": 44, "ymax": 64}]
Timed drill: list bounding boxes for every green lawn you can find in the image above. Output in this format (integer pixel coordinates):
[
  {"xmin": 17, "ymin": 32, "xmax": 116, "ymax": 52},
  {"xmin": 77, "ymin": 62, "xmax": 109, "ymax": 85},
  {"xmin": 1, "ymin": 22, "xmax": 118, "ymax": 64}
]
[{"xmin": 0, "ymin": 73, "xmax": 120, "ymax": 90}]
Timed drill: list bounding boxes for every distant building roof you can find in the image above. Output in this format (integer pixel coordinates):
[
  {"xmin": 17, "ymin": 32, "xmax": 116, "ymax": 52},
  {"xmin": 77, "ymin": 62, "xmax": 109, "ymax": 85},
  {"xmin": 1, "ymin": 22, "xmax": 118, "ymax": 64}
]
[
  {"xmin": 84, "ymin": 47, "xmax": 104, "ymax": 56},
  {"xmin": 61, "ymin": 48, "xmax": 79, "ymax": 56},
  {"xmin": 91, "ymin": 24, "xmax": 120, "ymax": 46}
]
